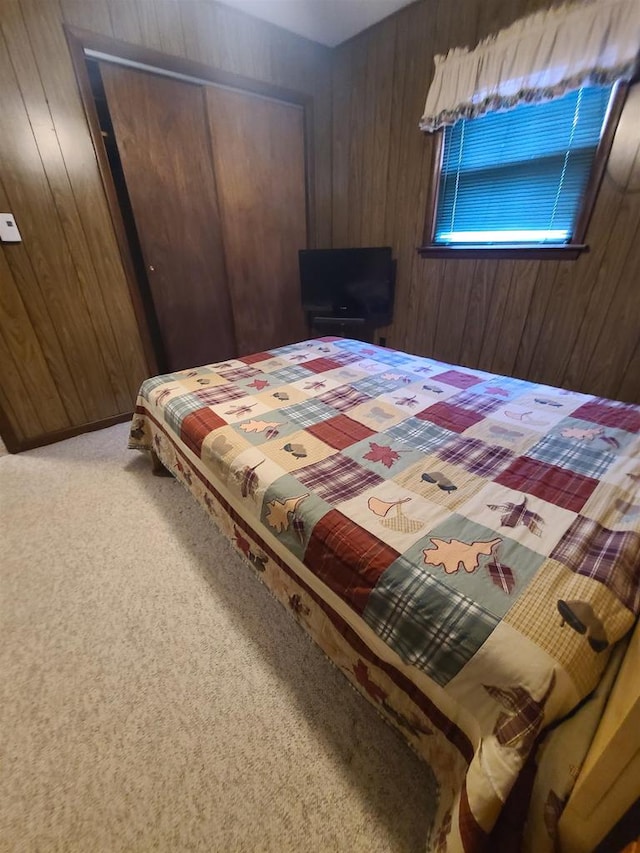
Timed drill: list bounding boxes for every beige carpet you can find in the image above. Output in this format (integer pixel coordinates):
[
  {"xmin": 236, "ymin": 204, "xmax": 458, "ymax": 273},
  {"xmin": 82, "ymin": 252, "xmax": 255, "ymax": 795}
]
[{"xmin": 0, "ymin": 424, "xmax": 437, "ymax": 853}]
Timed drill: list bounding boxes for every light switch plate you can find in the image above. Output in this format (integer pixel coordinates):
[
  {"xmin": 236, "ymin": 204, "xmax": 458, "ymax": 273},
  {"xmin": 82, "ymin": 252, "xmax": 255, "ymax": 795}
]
[{"xmin": 0, "ymin": 214, "xmax": 22, "ymax": 242}]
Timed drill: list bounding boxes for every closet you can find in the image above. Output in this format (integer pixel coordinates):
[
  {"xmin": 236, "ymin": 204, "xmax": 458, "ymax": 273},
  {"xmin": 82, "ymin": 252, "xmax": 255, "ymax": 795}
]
[{"xmin": 92, "ymin": 58, "xmax": 308, "ymax": 372}]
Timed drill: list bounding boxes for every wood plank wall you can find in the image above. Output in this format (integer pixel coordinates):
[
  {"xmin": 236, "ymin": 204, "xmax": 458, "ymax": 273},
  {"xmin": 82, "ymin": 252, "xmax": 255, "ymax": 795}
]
[
  {"xmin": 0, "ymin": 0, "xmax": 332, "ymax": 450},
  {"xmin": 331, "ymin": 0, "xmax": 640, "ymax": 405}
]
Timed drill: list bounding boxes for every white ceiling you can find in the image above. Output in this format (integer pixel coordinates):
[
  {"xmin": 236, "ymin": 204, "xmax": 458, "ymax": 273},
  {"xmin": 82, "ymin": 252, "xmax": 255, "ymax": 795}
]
[{"xmin": 218, "ymin": 0, "xmax": 416, "ymax": 47}]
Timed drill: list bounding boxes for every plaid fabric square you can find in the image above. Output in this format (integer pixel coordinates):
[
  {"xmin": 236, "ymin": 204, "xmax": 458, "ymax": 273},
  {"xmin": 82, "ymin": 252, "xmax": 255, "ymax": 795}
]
[
  {"xmin": 495, "ymin": 457, "xmax": 598, "ymax": 512},
  {"xmin": 296, "ymin": 454, "xmax": 384, "ymax": 503},
  {"xmin": 194, "ymin": 385, "xmax": 246, "ymax": 405},
  {"xmin": 304, "ymin": 509, "xmax": 399, "ymax": 613},
  {"xmin": 386, "ymin": 418, "xmax": 455, "ymax": 453},
  {"xmin": 416, "ymin": 402, "xmax": 485, "ymax": 433},
  {"xmin": 551, "ymin": 516, "xmax": 640, "ymax": 613},
  {"xmin": 374, "ymin": 351, "xmax": 416, "ymax": 366},
  {"xmin": 437, "ymin": 436, "xmax": 514, "ymax": 477},
  {"xmin": 216, "ymin": 365, "xmax": 261, "ymax": 382},
  {"xmin": 268, "ymin": 366, "xmax": 310, "ymax": 384},
  {"xmin": 317, "ymin": 385, "xmax": 372, "ymax": 412},
  {"xmin": 431, "ymin": 369, "xmax": 483, "ymax": 389},
  {"xmin": 527, "ymin": 434, "xmax": 617, "ymax": 480},
  {"xmin": 331, "ymin": 352, "xmax": 363, "ymax": 366},
  {"xmin": 571, "ymin": 399, "xmax": 640, "ymax": 433},
  {"xmin": 363, "ymin": 559, "xmax": 499, "ymax": 685},
  {"xmin": 239, "ymin": 351, "xmax": 273, "ymax": 365},
  {"xmin": 306, "ymin": 414, "xmax": 375, "ymax": 450},
  {"xmin": 353, "ymin": 376, "xmax": 398, "ymax": 397},
  {"xmin": 279, "ymin": 398, "xmax": 336, "ymax": 428},
  {"xmin": 140, "ymin": 375, "xmax": 173, "ymax": 401},
  {"xmin": 180, "ymin": 408, "xmax": 226, "ymax": 456},
  {"xmin": 303, "ymin": 357, "xmax": 343, "ymax": 373},
  {"xmin": 163, "ymin": 393, "xmax": 205, "ymax": 435},
  {"xmin": 448, "ymin": 390, "xmax": 504, "ymax": 415}
]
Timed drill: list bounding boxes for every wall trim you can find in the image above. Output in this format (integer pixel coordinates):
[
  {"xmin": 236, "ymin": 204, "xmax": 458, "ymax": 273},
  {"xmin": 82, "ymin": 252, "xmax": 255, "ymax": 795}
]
[{"xmin": 10, "ymin": 412, "xmax": 133, "ymax": 454}]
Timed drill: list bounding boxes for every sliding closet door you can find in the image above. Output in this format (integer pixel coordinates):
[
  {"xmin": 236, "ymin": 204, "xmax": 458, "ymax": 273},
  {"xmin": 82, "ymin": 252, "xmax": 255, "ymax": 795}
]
[
  {"xmin": 100, "ymin": 64, "xmax": 236, "ymax": 371},
  {"xmin": 205, "ymin": 88, "xmax": 308, "ymax": 353}
]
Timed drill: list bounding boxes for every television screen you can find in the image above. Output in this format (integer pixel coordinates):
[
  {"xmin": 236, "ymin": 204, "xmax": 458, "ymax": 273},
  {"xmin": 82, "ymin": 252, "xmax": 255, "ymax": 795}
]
[{"xmin": 299, "ymin": 247, "xmax": 394, "ymax": 325}]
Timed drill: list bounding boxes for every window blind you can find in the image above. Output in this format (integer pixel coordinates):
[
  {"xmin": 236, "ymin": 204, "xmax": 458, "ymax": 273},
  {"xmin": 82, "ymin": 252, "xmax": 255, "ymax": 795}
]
[{"xmin": 434, "ymin": 84, "xmax": 615, "ymax": 245}]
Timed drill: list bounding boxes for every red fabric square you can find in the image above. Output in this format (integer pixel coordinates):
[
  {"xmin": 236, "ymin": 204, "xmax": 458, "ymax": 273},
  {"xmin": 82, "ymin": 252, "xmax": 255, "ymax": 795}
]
[
  {"xmin": 306, "ymin": 414, "xmax": 375, "ymax": 450},
  {"xmin": 571, "ymin": 400, "xmax": 640, "ymax": 433},
  {"xmin": 303, "ymin": 357, "xmax": 342, "ymax": 373},
  {"xmin": 416, "ymin": 401, "xmax": 485, "ymax": 433},
  {"xmin": 431, "ymin": 369, "xmax": 483, "ymax": 389},
  {"xmin": 304, "ymin": 509, "xmax": 399, "ymax": 613},
  {"xmin": 180, "ymin": 408, "xmax": 226, "ymax": 456},
  {"xmin": 495, "ymin": 456, "xmax": 598, "ymax": 512},
  {"xmin": 239, "ymin": 351, "xmax": 273, "ymax": 365}
]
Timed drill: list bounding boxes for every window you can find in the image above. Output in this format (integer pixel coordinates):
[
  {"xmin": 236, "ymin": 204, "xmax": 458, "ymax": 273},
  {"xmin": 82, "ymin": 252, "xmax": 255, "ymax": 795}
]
[{"xmin": 422, "ymin": 83, "xmax": 624, "ymax": 257}]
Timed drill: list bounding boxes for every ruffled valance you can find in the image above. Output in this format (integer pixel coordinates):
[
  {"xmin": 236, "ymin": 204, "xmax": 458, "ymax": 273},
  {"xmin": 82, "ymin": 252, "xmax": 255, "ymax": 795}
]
[{"xmin": 420, "ymin": 0, "xmax": 640, "ymax": 132}]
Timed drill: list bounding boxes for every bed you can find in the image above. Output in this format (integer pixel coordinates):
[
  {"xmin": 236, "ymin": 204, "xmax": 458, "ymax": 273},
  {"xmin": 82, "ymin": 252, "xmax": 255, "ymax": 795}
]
[{"xmin": 128, "ymin": 337, "xmax": 640, "ymax": 852}]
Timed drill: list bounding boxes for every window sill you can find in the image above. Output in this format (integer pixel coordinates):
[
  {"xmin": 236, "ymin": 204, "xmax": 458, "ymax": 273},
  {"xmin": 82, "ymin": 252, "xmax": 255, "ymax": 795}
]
[{"xmin": 417, "ymin": 243, "xmax": 588, "ymax": 260}]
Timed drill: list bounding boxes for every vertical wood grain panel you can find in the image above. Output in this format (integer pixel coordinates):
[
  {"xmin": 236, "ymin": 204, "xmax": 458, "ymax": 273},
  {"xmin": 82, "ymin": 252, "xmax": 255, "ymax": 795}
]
[
  {"xmin": 0, "ymin": 15, "xmax": 117, "ymax": 422},
  {"xmin": 205, "ymin": 87, "xmax": 307, "ymax": 353},
  {"xmin": 331, "ymin": 46, "xmax": 353, "ymax": 248},
  {"xmin": 108, "ymin": 1, "xmax": 143, "ymax": 43},
  {"xmin": 0, "ymin": 250, "xmax": 66, "ymax": 433},
  {"xmin": 101, "ymin": 64, "xmax": 236, "ymax": 370},
  {"xmin": 332, "ymin": 0, "xmax": 640, "ymax": 403}
]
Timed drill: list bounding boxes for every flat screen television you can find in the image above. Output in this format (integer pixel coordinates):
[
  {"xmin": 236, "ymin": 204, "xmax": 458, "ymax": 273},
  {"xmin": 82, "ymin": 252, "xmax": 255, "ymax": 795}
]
[{"xmin": 299, "ymin": 247, "xmax": 395, "ymax": 326}]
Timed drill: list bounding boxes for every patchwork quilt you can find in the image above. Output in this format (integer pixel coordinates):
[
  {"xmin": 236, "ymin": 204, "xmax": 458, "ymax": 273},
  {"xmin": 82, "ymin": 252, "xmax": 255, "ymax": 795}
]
[{"xmin": 129, "ymin": 337, "xmax": 640, "ymax": 852}]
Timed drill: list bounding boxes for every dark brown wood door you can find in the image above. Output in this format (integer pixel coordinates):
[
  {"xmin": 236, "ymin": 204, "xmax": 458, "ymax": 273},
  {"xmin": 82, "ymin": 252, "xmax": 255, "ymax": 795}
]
[
  {"xmin": 100, "ymin": 63, "xmax": 236, "ymax": 371},
  {"xmin": 205, "ymin": 87, "xmax": 307, "ymax": 353}
]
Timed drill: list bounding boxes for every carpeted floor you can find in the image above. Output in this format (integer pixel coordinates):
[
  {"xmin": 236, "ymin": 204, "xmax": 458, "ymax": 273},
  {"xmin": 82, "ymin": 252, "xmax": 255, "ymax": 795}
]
[{"xmin": 0, "ymin": 424, "xmax": 437, "ymax": 853}]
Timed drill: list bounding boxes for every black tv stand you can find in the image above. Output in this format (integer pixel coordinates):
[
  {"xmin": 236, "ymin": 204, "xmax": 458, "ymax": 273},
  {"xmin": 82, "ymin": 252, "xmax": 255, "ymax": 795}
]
[{"xmin": 308, "ymin": 312, "xmax": 374, "ymax": 343}]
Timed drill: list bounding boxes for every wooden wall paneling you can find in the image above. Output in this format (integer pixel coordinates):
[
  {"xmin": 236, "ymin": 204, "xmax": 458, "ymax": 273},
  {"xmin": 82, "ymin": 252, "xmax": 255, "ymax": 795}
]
[
  {"xmin": 0, "ymin": 230, "xmax": 85, "ymax": 427},
  {"xmin": 368, "ymin": 23, "xmax": 396, "ymax": 247},
  {"xmin": 432, "ymin": 259, "xmax": 478, "ymax": 365},
  {"xmin": 133, "ymin": 0, "xmax": 164, "ymax": 53},
  {"xmin": 308, "ymin": 78, "xmax": 332, "ymax": 249},
  {"xmin": 617, "ymin": 337, "xmax": 640, "ymax": 401},
  {"xmin": 346, "ymin": 37, "xmax": 368, "ymax": 247},
  {"xmin": 0, "ymin": 340, "xmax": 25, "ymax": 451},
  {"xmin": 0, "ymin": 18, "xmax": 117, "ymax": 423},
  {"xmin": 457, "ymin": 260, "xmax": 500, "ymax": 368},
  {"xmin": 203, "ymin": 1, "xmax": 273, "ymax": 82},
  {"xmin": 151, "ymin": 1, "xmax": 188, "ymax": 57},
  {"xmin": 512, "ymin": 260, "xmax": 560, "ymax": 378},
  {"xmin": 490, "ymin": 260, "xmax": 540, "ymax": 378},
  {"xmin": 0, "ymin": 323, "xmax": 44, "ymax": 442},
  {"xmin": 526, "ymin": 132, "xmax": 633, "ymax": 389},
  {"xmin": 562, "ymin": 88, "xmax": 640, "ymax": 392},
  {"xmin": 476, "ymin": 260, "xmax": 516, "ymax": 373},
  {"xmin": 59, "ymin": 0, "xmax": 113, "ymax": 34},
  {"xmin": 205, "ymin": 86, "xmax": 307, "ymax": 353},
  {"xmin": 108, "ymin": 0, "xmax": 143, "ymax": 43},
  {"xmin": 404, "ymin": 0, "xmax": 463, "ymax": 356},
  {"xmin": 331, "ymin": 45, "xmax": 353, "ymax": 249},
  {"xmin": 359, "ymin": 26, "xmax": 391, "ymax": 246},
  {"xmin": 385, "ymin": 3, "xmax": 433, "ymax": 348},
  {"xmin": 0, "ymin": 33, "xmax": 87, "ymax": 429},
  {"xmin": 0, "ymin": 250, "xmax": 67, "ymax": 435},
  {"xmin": 4, "ymin": 5, "xmax": 134, "ymax": 415},
  {"xmin": 32, "ymin": 0, "xmax": 150, "ymax": 404},
  {"xmin": 580, "ymin": 217, "xmax": 640, "ymax": 398}
]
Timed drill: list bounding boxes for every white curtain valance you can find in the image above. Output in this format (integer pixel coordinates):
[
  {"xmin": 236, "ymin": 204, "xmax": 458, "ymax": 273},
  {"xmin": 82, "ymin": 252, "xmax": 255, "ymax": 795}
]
[{"xmin": 420, "ymin": 0, "xmax": 640, "ymax": 132}]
